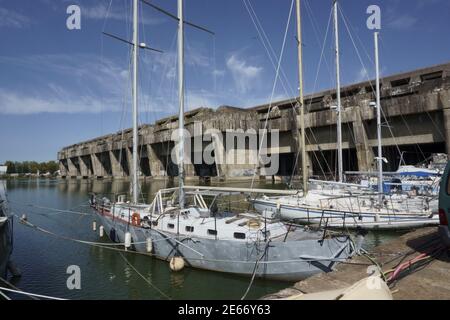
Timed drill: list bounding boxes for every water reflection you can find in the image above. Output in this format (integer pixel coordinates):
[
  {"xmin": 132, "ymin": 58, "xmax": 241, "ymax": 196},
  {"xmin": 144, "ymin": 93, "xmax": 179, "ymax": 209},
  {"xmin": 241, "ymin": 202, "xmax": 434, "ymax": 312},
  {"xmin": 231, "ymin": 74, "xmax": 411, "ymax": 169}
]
[
  {"xmin": 5, "ymin": 178, "xmax": 290, "ymax": 300},
  {"xmin": 5, "ymin": 178, "xmax": 404, "ymax": 300}
]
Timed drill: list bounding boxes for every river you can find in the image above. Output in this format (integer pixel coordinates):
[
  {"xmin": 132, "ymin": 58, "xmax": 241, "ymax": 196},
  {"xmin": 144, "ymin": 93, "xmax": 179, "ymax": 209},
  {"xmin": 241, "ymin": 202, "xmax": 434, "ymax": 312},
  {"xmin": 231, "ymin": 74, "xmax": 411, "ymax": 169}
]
[{"xmin": 3, "ymin": 178, "xmax": 402, "ymax": 300}]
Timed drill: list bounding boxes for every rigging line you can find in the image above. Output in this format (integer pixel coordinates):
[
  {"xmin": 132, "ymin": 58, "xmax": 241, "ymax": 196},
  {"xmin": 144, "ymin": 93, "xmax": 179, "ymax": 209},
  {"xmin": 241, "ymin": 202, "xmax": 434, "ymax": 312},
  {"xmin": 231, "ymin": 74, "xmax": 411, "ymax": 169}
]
[
  {"xmin": 184, "ymin": 34, "xmax": 208, "ymax": 109},
  {"xmin": 140, "ymin": 0, "xmax": 214, "ymax": 35},
  {"xmin": 246, "ymin": 0, "xmax": 315, "ymax": 182},
  {"xmin": 341, "ymin": 7, "xmax": 416, "ymax": 165},
  {"xmin": 117, "ymin": 52, "xmax": 133, "ymax": 183},
  {"xmin": 118, "ymin": 252, "xmax": 171, "ymax": 300},
  {"xmin": 338, "ymin": 5, "xmax": 373, "ymax": 89},
  {"xmin": 98, "ymin": 0, "xmax": 114, "ymax": 139},
  {"xmin": 244, "ymin": 0, "xmax": 290, "ymax": 92},
  {"xmin": 290, "ymin": 106, "xmax": 329, "ymax": 180},
  {"xmin": 398, "ymin": 112, "xmax": 427, "ymax": 160},
  {"xmin": 338, "ymin": 6, "xmax": 405, "ymax": 161},
  {"xmin": 303, "ymin": 7, "xmax": 335, "ymax": 179},
  {"xmin": 377, "ymin": 37, "xmax": 427, "ymax": 163},
  {"xmin": 152, "ymin": 30, "xmax": 178, "ymax": 114},
  {"xmin": 375, "ymin": 37, "xmax": 416, "ymax": 161},
  {"xmin": 213, "ymin": 37, "xmax": 217, "ymax": 93},
  {"xmin": 424, "ymin": 107, "xmax": 446, "ymax": 141},
  {"xmin": 245, "ymin": 0, "xmax": 296, "ymax": 98},
  {"xmin": 338, "ymin": 4, "xmax": 374, "ymax": 67},
  {"xmin": 245, "ymin": 0, "xmax": 336, "ymax": 179},
  {"xmin": 249, "ymin": 0, "xmax": 295, "ymax": 190},
  {"xmin": 304, "ymin": 0, "xmax": 333, "ymax": 81}
]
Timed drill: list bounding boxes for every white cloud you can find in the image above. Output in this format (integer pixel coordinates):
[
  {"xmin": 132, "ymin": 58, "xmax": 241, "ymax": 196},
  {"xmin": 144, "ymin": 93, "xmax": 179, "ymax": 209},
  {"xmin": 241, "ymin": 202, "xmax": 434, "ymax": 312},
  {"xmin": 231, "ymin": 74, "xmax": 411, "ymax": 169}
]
[
  {"xmin": 0, "ymin": 54, "xmax": 129, "ymax": 115},
  {"xmin": 186, "ymin": 91, "xmax": 220, "ymax": 110},
  {"xmin": 356, "ymin": 68, "xmax": 370, "ymax": 83},
  {"xmin": 226, "ymin": 54, "xmax": 263, "ymax": 94},
  {"xmin": 82, "ymin": 3, "xmax": 163, "ymax": 26},
  {"xmin": 212, "ymin": 69, "xmax": 225, "ymax": 77},
  {"xmin": 0, "ymin": 88, "xmax": 110, "ymax": 115},
  {"xmin": 0, "ymin": 8, "xmax": 30, "ymax": 28},
  {"xmin": 387, "ymin": 14, "xmax": 418, "ymax": 30}
]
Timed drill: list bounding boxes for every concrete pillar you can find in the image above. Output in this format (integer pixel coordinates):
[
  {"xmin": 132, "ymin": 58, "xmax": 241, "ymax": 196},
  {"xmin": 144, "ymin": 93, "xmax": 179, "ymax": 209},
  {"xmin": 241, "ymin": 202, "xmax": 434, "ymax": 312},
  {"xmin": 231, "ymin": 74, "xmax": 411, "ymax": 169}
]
[
  {"xmin": 67, "ymin": 158, "xmax": 79, "ymax": 177},
  {"xmin": 184, "ymin": 163, "xmax": 196, "ymax": 177},
  {"xmin": 91, "ymin": 153, "xmax": 105, "ymax": 178},
  {"xmin": 78, "ymin": 156, "xmax": 90, "ymax": 177},
  {"xmin": 147, "ymin": 145, "xmax": 164, "ymax": 177},
  {"xmin": 211, "ymin": 131, "xmax": 227, "ymax": 178},
  {"xmin": 59, "ymin": 161, "xmax": 68, "ymax": 177},
  {"xmin": 352, "ymin": 106, "xmax": 374, "ymax": 171},
  {"xmin": 305, "ymin": 151, "xmax": 313, "ymax": 176},
  {"xmin": 441, "ymin": 91, "xmax": 450, "ymax": 155},
  {"xmin": 109, "ymin": 151, "xmax": 124, "ymax": 178},
  {"xmin": 126, "ymin": 147, "xmax": 140, "ymax": 177}
]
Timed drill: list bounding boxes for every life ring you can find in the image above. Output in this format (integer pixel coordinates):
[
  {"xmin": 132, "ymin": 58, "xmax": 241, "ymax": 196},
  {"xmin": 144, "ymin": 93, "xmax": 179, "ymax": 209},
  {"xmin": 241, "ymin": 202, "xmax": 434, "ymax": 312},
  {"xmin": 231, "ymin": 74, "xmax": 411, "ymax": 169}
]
[{"xmin": 131, "ymin": 213, "xmax": 141, "ymax": 226}]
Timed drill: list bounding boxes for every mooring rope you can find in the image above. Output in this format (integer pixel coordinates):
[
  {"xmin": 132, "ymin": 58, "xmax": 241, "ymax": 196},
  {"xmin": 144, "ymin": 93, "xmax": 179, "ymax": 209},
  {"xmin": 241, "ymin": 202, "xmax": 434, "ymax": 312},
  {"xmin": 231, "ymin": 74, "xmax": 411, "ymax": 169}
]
[
  {"xmin": 14, "ymin": 214, "xmax": 158, "ymax": 250},
  {"xmin": 0, "ymin": 276, "xmax": 39, "ymax": 301},
  {"xmin": 240, "ymin": 241, "xmax": 271, "ymax": 300},
  {"xmin": 0, "ymin": 289, "xmax": 11, "ymax": 300},
  {"xmin": 0, "ymin": 286, "xmax": 66, "ymax": 300},
  {"xmin": 118, "ymin": 252, "xmax": 171, "ymax": 300},
  {"xmin": 10, "ymin": 201, "xmax": 91, "ymax": 216},
  {"xmin": 15, "ymin": 214, "xmax": 172, "ymax": 299}
]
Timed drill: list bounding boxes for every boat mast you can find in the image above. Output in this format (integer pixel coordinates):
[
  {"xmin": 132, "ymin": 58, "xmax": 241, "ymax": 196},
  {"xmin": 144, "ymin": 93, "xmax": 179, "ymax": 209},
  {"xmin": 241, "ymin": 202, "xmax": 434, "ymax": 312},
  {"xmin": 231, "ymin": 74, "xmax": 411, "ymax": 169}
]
[
  {"xmin": 296, "ymin": 0, "xmax": 307, "ymax": 194},
  {"xmin": 333, "ymin": 0, "xmax": 343, "ymax": 183},
  {"xmin": 132, "ymin": 0, "xmax": 139, "ymax": 204},
  {"xmin": 374, "ymin": 31, "xmax": 383, "ymax": 205},
  {"xmin": 178, "ymin": 0, "xmax": 185, "ymax": 209}
]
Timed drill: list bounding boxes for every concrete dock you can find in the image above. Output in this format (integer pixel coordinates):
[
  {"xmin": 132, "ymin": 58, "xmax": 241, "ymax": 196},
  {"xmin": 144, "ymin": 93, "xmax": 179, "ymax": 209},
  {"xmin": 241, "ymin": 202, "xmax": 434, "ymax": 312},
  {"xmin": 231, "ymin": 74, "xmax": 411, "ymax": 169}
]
[{"xmin": 263, "ymin": 227, "xmax": 450, "ymax": 300}]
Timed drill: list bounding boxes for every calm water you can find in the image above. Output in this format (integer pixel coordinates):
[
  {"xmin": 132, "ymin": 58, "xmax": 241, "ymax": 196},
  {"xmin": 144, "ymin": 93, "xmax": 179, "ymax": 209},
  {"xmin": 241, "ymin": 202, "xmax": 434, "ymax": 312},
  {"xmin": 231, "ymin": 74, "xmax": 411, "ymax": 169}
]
[{"xmin": 4, "ymin": 178, "xmax": 403, "ymax": 300}]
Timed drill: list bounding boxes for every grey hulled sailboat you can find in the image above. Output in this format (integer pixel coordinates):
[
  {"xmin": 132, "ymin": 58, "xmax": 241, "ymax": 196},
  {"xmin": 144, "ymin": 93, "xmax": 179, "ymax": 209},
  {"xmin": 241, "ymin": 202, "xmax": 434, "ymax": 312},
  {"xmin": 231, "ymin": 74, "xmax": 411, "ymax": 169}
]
[{"xmin": 90, "ymin": 0, "xmax": 357, "ymax": 282}]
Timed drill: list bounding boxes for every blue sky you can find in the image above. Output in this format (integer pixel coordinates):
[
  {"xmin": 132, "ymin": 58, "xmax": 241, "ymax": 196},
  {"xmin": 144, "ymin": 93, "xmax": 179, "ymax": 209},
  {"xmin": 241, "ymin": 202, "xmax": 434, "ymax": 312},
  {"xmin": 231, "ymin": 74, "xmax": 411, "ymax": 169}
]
[{"xmin": 0, "ymin": 0, "xmax": 449, "ymax": 162}]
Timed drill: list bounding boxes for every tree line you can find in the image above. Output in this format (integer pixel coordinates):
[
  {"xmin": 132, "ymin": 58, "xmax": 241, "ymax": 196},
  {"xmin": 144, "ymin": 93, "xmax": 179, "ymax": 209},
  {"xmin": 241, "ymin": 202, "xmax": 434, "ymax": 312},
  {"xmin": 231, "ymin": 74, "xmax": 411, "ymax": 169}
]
[{"xmin": 3, "ymin": 161, "xmax": 59, "ymax": 174}]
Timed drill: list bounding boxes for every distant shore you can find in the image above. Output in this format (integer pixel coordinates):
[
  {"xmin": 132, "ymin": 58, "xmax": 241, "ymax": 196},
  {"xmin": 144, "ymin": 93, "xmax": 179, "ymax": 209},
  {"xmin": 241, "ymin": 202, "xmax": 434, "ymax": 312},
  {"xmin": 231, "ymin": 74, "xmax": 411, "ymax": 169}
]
[{"xmin": 0, "ymin": 173, "xmax": 59, "ymax": 179}]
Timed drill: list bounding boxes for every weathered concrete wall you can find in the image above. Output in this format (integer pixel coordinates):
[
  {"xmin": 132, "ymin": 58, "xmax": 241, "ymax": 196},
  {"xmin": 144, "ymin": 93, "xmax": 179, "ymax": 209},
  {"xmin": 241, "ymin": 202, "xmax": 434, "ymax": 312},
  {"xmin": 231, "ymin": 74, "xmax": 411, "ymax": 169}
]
[{"xmin": 58, "ymin": 62, "xmax": 450, "ymax": 179}]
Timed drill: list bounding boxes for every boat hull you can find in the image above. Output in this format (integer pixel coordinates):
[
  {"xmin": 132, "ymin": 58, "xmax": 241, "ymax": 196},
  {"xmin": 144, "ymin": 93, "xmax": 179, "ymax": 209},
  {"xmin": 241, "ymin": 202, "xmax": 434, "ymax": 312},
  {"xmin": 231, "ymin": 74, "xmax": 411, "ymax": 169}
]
[
  {"xmin": 253, "ymin": 199, "xmax": 439, "ymax": 230},
  {"xmin": 94, "ymin": 210, "xmax": 354, "ymax": 282},
  {"xmin": 0, "ymin": 217, "xmax": 12, "ymax": 279}
]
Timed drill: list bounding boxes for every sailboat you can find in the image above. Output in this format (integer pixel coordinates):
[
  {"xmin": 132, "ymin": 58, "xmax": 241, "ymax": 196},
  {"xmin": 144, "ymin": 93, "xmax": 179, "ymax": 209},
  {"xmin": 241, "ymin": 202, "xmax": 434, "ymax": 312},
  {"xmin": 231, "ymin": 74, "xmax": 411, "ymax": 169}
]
[
  {"xmin": 252, "ymin": 1, "xmax": 439, "ymax": 230},
  {"xmin": 90, "ymin": 0, "xmax": 357, "ymax": 282}
]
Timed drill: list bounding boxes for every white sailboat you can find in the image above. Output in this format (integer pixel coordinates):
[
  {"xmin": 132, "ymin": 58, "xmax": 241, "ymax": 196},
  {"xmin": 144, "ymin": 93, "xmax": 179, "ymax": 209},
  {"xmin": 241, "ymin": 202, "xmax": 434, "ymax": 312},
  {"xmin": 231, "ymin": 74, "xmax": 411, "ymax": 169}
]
[
  {"xmin": 252, "ymin": 1, "xmax": 439, "ymax": 230},
  {"xmin": 90, "ymin": 0, "xmax": 357, "ymax": 282}
]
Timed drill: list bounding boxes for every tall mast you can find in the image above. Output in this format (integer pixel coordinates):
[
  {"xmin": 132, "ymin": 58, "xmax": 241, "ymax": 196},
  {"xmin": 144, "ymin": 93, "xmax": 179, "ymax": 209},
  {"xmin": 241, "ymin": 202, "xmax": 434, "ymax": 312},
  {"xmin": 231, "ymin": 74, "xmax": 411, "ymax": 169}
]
[
  {"xmin": 374, "ymin": 31, "xmax": 383, "ymax": 205},
  {"xmin": 296, "ymin": 0, "xmax": 307, "ymax": 194},
  {"xmin": 132, "ymin": 0, "xmax": 139, "ymax": 204},
  {"xmin": 178, "ymin": 0, "xmax": 185, "ymax": 209},
  {"xmin": 333, "ymin": 0, "xmax": 343, "ymax": 182}
]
